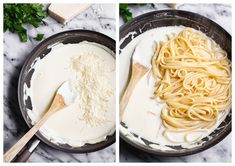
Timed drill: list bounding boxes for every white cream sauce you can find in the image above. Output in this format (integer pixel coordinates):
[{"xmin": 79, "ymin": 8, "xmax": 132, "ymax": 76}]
[
  {"xmin": 119, "ymin": 26, "xmax": 230, "ymax": 150},
  {"xmin": 24, "ymin": 41, "xmax": 116, "ymax": 147},
  {"xmin": 132, "ymin": 37, "xmax": 156, "ymax": 68}
]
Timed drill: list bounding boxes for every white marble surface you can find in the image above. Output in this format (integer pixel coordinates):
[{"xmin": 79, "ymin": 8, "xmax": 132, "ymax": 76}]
[
  {"xmin": 119, "ymin": 3, "xmax": 231, "ymax": 162},
  {"xmin": 4, "ymin": 4, "xmax": 116, "ymax": 163}
]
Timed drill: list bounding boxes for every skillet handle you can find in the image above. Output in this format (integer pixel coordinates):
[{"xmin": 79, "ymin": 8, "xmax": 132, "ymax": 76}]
[{"xmin": 14, "ymin": 139, "xmax": 40, "ymax": 162}]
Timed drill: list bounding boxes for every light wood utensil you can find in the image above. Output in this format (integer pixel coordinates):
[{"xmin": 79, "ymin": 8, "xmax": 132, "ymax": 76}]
[
  {"xmin": 120, "ymin": 62, "xmax": 149, "ymax": 120},
  {"xmin": 119, "ymin": 38, "xmax": 155, "ymax": 121},
  {"xmin": 4, "ymin": 83, "xmax": 67, "ymax": 162}
]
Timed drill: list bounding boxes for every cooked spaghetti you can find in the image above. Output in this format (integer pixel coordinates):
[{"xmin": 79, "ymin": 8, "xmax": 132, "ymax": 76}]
[{"xmin": 151, "ymin": 28, "xmax": 231, "ymax": 133}]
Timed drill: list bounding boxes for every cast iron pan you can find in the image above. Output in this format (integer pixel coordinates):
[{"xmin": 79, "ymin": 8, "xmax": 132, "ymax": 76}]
[
  {"xmin": 18, "ymin": 30, "xmax": 116, "ymax": 154},
  {"xmin": 120, "ymin": 10, "xmax": 231, "ymax": 157}
]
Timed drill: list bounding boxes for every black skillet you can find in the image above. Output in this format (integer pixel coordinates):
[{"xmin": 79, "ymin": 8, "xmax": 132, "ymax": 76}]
[
  {"xmin": 17, "ymin": 30, "xmax": 116, "ymax": 160},
  {"xmin": 120, "ymin": 10, "xmax": 231, "ymax": 157}
]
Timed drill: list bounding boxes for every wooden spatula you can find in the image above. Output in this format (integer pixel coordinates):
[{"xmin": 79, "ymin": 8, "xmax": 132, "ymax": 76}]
[
  {"xmin": 4, "ymin": 81, "xmax": 75, "ymax": 162},
  {"xmin": 120, "ymin": 39, "xmax": 156, "ymax": 121},
  {"xmin": 120, "ymin": 63, "xmax": 148, "ymax": 120}
]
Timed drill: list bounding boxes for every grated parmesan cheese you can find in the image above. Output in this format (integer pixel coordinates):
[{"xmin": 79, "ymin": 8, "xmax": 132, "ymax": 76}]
[{"xmin": 71, "ymin": 52, "xmax": 114, "ymax": 126}]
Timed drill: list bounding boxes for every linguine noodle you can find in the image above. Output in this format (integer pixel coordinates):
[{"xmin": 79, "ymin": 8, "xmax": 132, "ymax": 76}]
[{"xmin": 151, "ymin": 28, "xmax": 231, "ymax": 134}]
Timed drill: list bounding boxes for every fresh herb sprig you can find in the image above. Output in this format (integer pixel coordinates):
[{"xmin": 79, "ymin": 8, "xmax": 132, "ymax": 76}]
[
  {"xmin": 119, "ymin": 4, "xmax": 133, "ymax": 23},
  {"xmin": 4, "ymin": 4, "xmax": 47, "ymax": 42}
]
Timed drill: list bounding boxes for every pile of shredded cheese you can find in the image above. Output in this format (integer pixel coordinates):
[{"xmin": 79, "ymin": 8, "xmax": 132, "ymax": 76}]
[{"xmin": 71, "ymin": 52, "xmax": 114, "ymax": 126}]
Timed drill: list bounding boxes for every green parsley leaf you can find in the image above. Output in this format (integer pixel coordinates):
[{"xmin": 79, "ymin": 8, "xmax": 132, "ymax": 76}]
[
  {"xmin": 119, "ymin": 4, "xmax": 133, "ymax": 23},
  {"xmin": 4, "ymin": 4, "xmax": 47, "ymax": 42},
  {"xmin": 35, "ymin": 34, "xmax": 44, "ymax": 41}
]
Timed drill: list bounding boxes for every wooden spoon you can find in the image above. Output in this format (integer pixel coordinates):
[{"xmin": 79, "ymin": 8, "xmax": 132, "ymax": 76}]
[
  {"xmin": 4, "ymin": 81, "xmax": 75, "ymax": 162},
  {"xmin": 119, "ymin": 63, "xmax": 148, "ymax": 120},
  {"xmin": 119, "ymin": 39, "xmax": 156, "ymax": 121}
]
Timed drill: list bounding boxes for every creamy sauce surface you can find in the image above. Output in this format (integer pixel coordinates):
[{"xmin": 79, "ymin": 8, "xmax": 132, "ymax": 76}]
[{"xmin": 24, "ymin": 41, "xmax": 116, "ymax": 147}]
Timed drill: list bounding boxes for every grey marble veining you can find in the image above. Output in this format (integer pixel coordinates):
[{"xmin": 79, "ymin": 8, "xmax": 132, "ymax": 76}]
[
  {"xmin": 119, "ymin": 3, "xmax": 231, "ymax": 163},
  {"xmin": 4, "ymin": 4, "xmax": 115, "ymax": 163},
  {"xmin": 119, "ymin": 3, "xmax": 231, "ymax": 34}
]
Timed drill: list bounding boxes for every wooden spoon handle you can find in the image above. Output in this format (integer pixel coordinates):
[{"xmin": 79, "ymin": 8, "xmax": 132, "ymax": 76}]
[
  {"xmin": 4, "ymin": 94, "xmax": 65, "ymax": 162},
  {"xmin": 3, "ymin": 112, "xmax": 52, "ymax": 163},
  {"xmin": 120, "ymin": 63, "xmax": 148, "ymax": 120}
]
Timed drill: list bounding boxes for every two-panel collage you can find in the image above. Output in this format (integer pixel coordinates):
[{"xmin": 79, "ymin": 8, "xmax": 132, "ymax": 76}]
[{"xmin": 2, "ymin": 0, "xmax": 233, "ymax": 164}]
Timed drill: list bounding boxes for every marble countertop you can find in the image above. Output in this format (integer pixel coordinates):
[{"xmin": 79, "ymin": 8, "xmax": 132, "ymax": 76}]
[
  {"xmin": 119, "ymin": 3, "xmax": 231, "ymax": 163},
  {"xmin": 4, "ymin": 4, "xmax": 116, "ymax": 163}
]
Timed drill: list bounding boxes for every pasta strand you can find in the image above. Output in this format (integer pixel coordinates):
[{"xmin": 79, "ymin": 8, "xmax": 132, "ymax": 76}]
[{"xmin": 152, "ymin": 28, "xmax": 231, "ymax": 133}]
